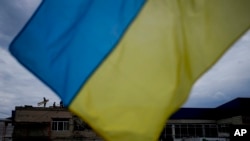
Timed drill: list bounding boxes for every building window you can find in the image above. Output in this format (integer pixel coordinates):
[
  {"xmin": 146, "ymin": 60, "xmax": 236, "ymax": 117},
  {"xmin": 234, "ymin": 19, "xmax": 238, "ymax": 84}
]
[
  {"xmin": 160, "ymin": 124, "xmax": 172, "ymax": 139},
  {"xmin": 180, "ymin": 124, "xmax": 188, "ymax": 137},
  {"xmin": 204, "ymin": 124, "xmax": 218, "ymax": 137},
  {"xmin": 51, "ymin": 118, "xmax": 69, "ymax": 131},
  {"xmin": 172, "ymin": 124, "xmax": 218, "ymax": 138},
  {"xmin": 175, "ymin": 124, "xmax": 181, "ymax": 138},
  {"xmin": 195, "ymin": 124, "xmax": 203, "ymax": 137},
  {"xmin": 188, "ymin": 124, "xmax": 196, "ymax": 137},
  {"xmin": 218, "ymin": 124, "xmax": 229, "ymax": 133}
]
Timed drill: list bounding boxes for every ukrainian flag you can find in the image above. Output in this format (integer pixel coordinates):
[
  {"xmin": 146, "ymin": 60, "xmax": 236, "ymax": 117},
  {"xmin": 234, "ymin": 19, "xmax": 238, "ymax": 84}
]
[{"xmin": 10, "ymin": 0, "xmax": 250, "ymax": 140}]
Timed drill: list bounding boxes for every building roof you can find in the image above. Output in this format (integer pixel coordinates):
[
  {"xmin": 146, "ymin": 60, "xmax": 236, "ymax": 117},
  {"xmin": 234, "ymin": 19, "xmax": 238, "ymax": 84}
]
[
  {"xmin": 170, "ymin": 108, "xmax": 215, "ymax": 120},
  {"xmin": 170, "ymin": 97, "xmax": 250, "ymax": 120},
  {"xmin": 215, "ymin": 97, "xmax": 250, "ymax": 119},
  {"xmin": 13, "ymin": 98, "xmax": 250, "ymax": 121}
]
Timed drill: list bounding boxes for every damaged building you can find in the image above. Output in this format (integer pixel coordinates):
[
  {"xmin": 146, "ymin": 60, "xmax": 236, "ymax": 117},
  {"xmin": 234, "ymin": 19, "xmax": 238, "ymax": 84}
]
[
  {"xmin": 12, "ymin": 106, "xmax": 102, "ymax": 141},
  {"xmin": 8, "ymin": 97, "xmax": 250, "ymax": 141}
]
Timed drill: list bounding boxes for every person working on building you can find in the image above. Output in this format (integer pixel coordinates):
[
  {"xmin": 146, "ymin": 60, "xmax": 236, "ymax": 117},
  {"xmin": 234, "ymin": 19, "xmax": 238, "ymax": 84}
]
[{"xmin": 43, "ymin": 97, "xmax": 48, "ymax": 107}]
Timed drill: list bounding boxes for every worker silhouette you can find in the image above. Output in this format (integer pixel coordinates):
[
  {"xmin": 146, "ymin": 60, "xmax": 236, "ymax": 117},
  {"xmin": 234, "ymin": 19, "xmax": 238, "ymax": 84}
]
[
  {"xmin": 43, "ymin": 97, "xmax": 48, "ymax": 107},
  {"xmin": 60, "ymin": 101, "xmax": 64, "ymax": 108}
]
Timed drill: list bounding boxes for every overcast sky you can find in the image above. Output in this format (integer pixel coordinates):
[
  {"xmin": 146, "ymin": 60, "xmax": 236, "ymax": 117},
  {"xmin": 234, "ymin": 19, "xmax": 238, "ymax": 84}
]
[{"xmin": 0, "ymin": 0, "xmax": 250, "ymax": 118}]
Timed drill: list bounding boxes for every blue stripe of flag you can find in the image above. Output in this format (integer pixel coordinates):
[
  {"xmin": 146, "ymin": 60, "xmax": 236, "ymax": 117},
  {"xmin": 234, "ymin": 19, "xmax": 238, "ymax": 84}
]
[{"xmin": 10, "ymin": 0, "xmax": 145, "ymax": 106}]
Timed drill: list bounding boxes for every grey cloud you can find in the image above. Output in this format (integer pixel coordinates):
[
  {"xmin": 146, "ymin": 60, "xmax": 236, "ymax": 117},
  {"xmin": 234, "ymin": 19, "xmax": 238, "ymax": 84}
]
[
  {"xmin": 0, "ymin": 48, "xmax": 60, "ymax": 118},
  {"xmin": 0, "ymin": 0, "xmax": 57, "ymax": 118},
  {"xmin": 183, "ymin": 30, "xmax": 250, "ymax": 108},
  {"xmin": 0, "ymin": 0, "xmax": 41, "ymax": 48}
]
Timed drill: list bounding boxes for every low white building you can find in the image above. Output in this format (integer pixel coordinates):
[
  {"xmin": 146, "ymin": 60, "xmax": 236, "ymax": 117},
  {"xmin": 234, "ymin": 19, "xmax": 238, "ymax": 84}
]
[
  {"xmin": 159, "ymin": 98, "xmax": 250, "ymax": 141},
  {"xmin": 0, "ymin": 118, "xmax": 13, "ymax": 141}
]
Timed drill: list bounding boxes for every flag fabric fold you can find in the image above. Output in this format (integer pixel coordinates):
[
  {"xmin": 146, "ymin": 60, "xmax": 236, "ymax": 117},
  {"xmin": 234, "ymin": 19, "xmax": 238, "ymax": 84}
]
[{"xmin": 10, "ymin": 0, "xmax": 250, "ymax": 140}]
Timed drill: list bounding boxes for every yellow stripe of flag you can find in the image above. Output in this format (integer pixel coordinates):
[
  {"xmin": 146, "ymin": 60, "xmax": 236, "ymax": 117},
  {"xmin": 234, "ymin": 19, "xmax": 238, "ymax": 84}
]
[{"xmin": 70, "ymin": 0, "xmax": 250, "ymax": 140}]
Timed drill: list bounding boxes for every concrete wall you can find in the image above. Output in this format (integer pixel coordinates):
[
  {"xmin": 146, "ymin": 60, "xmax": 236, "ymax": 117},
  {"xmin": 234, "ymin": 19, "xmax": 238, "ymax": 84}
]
[
  {"xmin": 13, "ymin": 107, "xmax": 103, "ymax": 140},
  {"xmin": 14, "ymin": 107, "xmax": 71, "ymax": 122},
  {"xmin": 217, "ymin": 116, "xmax": 243, "ymax": 125},
  {"xmin": 168, "ymin": 119, "xmax": 216, "ymax": 124}
]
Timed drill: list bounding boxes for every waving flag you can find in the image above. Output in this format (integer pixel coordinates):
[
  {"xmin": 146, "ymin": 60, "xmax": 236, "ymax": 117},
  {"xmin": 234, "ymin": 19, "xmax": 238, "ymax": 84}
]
[{"xmin": 9, "ymin": 0, "xmax": 250, "ymax": 140}]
